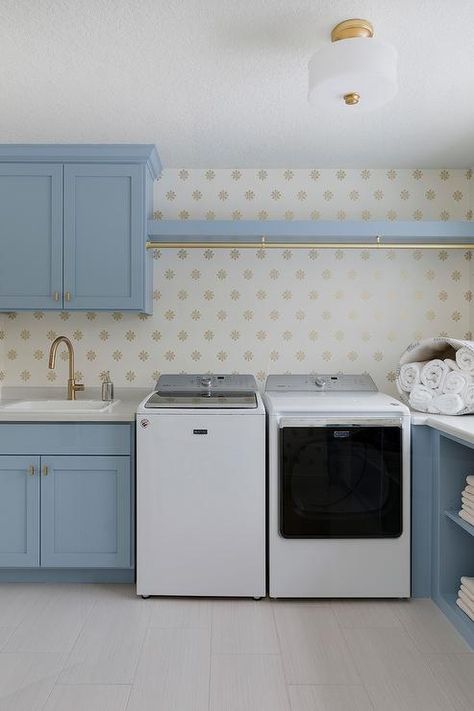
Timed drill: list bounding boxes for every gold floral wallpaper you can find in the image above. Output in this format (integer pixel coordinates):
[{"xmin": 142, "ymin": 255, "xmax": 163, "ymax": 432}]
[{"xmin": 0, "ymin": 168, "xmax": 472, "ymax": 395}]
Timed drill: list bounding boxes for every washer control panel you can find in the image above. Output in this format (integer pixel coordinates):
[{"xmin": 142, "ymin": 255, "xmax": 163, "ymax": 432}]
[
  {"xmin": 156, "ymin": 374, "xmax": 257, "ymax": 393},
  {"xmin": 265, "ymin": 374, "xmax": 378, "ymax": 392}
]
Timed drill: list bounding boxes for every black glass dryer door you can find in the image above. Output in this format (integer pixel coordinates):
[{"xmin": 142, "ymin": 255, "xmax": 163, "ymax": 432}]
[{"xmin": 280, "ymin": 422, "xmax": 402, "ymax": 538}]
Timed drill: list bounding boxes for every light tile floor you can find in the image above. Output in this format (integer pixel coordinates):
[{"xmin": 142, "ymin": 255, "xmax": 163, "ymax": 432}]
[{"xmin": 0, "ymin": 584, "xmax": 472, "ymax": 711}]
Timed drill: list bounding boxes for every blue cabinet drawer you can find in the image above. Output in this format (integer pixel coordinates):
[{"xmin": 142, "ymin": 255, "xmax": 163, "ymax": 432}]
[{"xmin": 0, "ymin": 424, "xmax": 132, "ymax": 455}]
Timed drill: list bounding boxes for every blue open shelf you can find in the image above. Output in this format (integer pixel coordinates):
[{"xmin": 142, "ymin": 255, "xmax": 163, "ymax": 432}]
[
  {"xmin": 445, "ymin": 510, "xmax": 474, "ymax": 537},
  {"xmin": 436, "ymin": 593, "xmax": 474, "ymax": 649},
  {"xmin": 432, "ymin": 433, "xmax": 474, "ymax": 649}
]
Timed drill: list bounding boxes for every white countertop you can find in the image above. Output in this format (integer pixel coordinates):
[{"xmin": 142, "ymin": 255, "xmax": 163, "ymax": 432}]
[
  {"xmin": 0, "ymin": 386, "xmax": 148, "ymax": 422},
  {"xmin": 1, "ymin": 386, "xmax": 474, "ymax": 443},
  {"xmin": 411, "ymin": 410, "xmax": 474, "ymax": 444}
]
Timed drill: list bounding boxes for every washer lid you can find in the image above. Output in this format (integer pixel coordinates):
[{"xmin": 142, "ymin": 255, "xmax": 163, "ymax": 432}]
[{"xmin": 144, "ymin": 392, "xmax": 258, "ymax": 409}]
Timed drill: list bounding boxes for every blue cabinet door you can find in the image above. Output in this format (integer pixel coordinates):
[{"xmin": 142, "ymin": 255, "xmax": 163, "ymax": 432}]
[
  {"xmin": 0, "ymin": 456, "xmax": 40, "ymax": 566},
  {"xmin": 0, "ymin": 164, "xmax": 63, "ymax": 310},
  {"xmin": 63, "ymin": 164, "xmax": 146, "ymax": 311},
  {"xmin": 40, "ymin": 455, "xmax": 131, "ymax": 568}
]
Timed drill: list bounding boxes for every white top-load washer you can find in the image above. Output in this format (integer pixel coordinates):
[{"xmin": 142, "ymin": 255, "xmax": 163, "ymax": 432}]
[
  {"xmin": 264, "ymin": 374, "xmax": 411, "ymax": 598},
  {"xmin": 136, "ymin": 374, "xmax": 266, "ymax": 598}
]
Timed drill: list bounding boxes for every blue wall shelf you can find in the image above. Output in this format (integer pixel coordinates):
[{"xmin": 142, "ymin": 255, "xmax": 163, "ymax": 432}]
[{"xmin": 147, "ymin": 219, "xmax": 474, "ymax": 247}]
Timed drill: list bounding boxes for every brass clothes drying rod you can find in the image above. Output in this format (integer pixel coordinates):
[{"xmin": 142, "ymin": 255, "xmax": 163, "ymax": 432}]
[{"xmin": 146, "ymin": 237, "xmax": 473, "ymax": 250}]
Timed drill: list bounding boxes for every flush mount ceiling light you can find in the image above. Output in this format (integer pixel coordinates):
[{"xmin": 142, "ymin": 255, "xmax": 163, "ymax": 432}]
[{"xmin": 308, "ymin": 18, "xmax": 398, "ymax": 110}]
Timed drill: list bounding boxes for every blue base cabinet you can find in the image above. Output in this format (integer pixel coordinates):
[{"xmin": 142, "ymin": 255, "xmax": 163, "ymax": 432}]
[
  {"xmin": 0, "ymin": 424, "xmax": 134, "ymax": 581},
  {"xmin": 411, "ymin": 426, "xmax": 474, "ymax": 649},
  {"xmin": 0, "ymin": 456, "xmax": 39, "ymax": 567},
  {"xmin": 41, "ymin": 455, "xmax": 131, "ymax": 568},
  {"xmin": 0, "ymin": 145, "xmax": 161, "ymax": 313}
]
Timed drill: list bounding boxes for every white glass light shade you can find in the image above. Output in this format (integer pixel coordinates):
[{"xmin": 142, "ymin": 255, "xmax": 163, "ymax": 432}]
[{"xmin": 308, "ymin": 37, "xmax": 398, "ymax": 110}]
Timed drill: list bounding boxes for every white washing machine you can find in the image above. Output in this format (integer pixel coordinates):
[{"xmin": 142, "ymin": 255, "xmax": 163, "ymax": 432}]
[
  {"xmin": 136, "ymin": 374, "xmax": 266, "ymax": 598},
  {"xmin": 264, "ymin": 374, "xmax": 411, "ymax": 598}
]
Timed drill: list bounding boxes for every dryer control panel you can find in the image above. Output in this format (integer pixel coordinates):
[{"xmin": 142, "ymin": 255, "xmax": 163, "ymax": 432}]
[{"xmin": 265, "ymin": 373, "xmax": 378, "ymax": 392}]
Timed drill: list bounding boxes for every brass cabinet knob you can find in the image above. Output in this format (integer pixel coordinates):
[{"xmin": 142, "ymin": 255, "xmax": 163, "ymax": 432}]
[
  {"xmin": 42, "ymin": 465, "xmax": 49, "ymax": 476},
  {"xmin": 28, "ymin": 465, "xmax": 35, "ymax": 476},
  {"xmin": 65, "ymin": 291, "xmax": 72, "ymax": 302},
  {"xmin": 53, "ymin": 291, "xmax": 60, "ymax": 302}
]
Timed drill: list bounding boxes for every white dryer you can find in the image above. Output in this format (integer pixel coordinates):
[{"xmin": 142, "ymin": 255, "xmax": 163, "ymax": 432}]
[
  {"xmin": 264, "ymin": 374, "xmax": 411, "ymax": 598},
  {"xmin": 136, "ymin": 374, "xmax": 266, "ymax": 598}
]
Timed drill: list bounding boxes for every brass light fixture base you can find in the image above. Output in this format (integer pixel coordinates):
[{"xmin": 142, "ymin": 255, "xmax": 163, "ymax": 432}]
[
  {"xmin": 344, "ymin": 92, "xmax": 360, "ymax": 105},
  {"xmin": 331, "ymin": 18, "xmax": 374, "ymax": 42}
]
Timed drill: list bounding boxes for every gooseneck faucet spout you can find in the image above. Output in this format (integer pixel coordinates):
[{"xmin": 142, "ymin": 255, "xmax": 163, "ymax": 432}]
[{"xmin": 48, "ymin": 336, "xmax": 85, "ymax": 400}]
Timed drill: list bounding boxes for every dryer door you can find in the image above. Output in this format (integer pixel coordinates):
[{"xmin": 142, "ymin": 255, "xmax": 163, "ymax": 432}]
[{"xmin": 279, "ymin": 418, "xmax": 403, "ymax": 539}]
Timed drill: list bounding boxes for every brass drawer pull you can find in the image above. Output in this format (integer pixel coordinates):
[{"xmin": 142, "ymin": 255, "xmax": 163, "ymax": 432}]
[
  {"xmin": 42, "ymin": 465, "xmax": 49, "ymax": 476},
  {"xmin": 53, "ymin": 291, "xmax": 60, "ymax": 302},
  {"xmin": 65, "ymin": 291, "xmax": 71, "ymax": 302},
  {"xmin": 28, "ymin": 465, "xmax": 35, "ymax": 476}
]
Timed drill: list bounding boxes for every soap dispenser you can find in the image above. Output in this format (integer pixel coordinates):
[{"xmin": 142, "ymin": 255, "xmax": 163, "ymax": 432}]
[{"xmin": 101, "ymin": 371, "xmax": 114, "ymax": 402}]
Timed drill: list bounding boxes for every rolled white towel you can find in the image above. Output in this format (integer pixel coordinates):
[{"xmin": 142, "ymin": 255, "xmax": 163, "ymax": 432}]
[
  {"xmin": 443, "ymin": 369, "xmax": 472, "ymax": 395},
  {"xmin": 466, "ymin": 484, "xmax": 474, "ymax": 495},
  {"xmin": 463, "ymin": 490, "xmax": 474, "ymax": 504},
  {"xmin": 459, "ymin": 509, "xmax": 474, "ymax": 526},
  {"xmin": 445, "ymin": 358, "xmax": 460, "ymax": 371},
  {"xmin": 455, "ymin": 346, "xmax": 474, "ymax": 373},
  {"xmin": 467, "ymin": 475, "xmax": 474, "ymax": 485},
  {"xmin": 461, "ymin": 576, "xmax": 474, "ymax": 596},
  {"xmin": 398, "ymin": 362, "xmax": 423, "ymax": 392},
  {"xmin": 463, "ymin": 384, "xmax": 474, "ymax": 408},
  {"xmin": 432, "ymin": 393, "xmax": 464, "ymax": 415},
  {"xmin": 409, "ymin": 385, "xmax": 437, "ymax": 413},
  {"xmin": 421, "ymin": 359, "xmax": 449, "ymax": 391}
]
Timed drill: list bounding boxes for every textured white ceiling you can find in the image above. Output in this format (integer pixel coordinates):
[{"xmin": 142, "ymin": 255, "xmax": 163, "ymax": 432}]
[{"xmin": 1, "ymin": 0, "xmax": 473, "ymax": 168}]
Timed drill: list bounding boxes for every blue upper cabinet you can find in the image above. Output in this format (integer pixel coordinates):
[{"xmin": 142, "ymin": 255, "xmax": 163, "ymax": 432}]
[
  {"xmin": 0, "ymin": 164, "xmax": 63, "ymax": 310},
  {"xmin": 63, "ymin": 164, "xmax": 145, "ymax": 310},
  {"xmin": 0, "ymin": 145, "xmax": 161, "ymax": 313}
]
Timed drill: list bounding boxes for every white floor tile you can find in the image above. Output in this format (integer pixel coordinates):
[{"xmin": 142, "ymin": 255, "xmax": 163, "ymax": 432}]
[
  {"xmin": 210, "ymin": 654, "xmax": 290, "ymax": 711},
  {"xmin": 0, "ymin": 584, "xmax": 49, "ymax": 628},
  {"xmin": 288, "ymin": 685, "xmax": 374, "ymax": 711},
  {"xmin": 212, "ymin": 600, "xmax": 279, "ymax": 653},
  {"xmin": 42, "ymin": 684, "xmax": 130, "ymax": 711},
  {"xmin": 126, "ymin": 628, "xmax": 210, "ymax": 711},
  {"xmin": 3, "ymin": 585, "xmax": 95, "ymax": 654},
  {"xmin": 393, "ymin": 599, "xmax": 470, "ymax": 653},
  {"xmin": 273, "ymin": 602, "xmax": 360, "ymax": 684},
  {"xmin": 58, "ymin": 593, "xmax": 150, "ymax": 684},
  {"xmin": 0, "ymin": 628, "xmax": 15, "ymax": 652},
  {"xmin": 425, "ymin": 653, "xmax": 474, "ymax": 711},
  {"xmin": 331, "ymin": 600, "xmax": 403, "ymax": 629},
  {"xmin": 149, "ymin": 597, "xmax": 212, "ymax": 629},
  {"xmin": 0, "ymin": 652, "xmax": 63, "ymax": 711},
  {"xmin": 343, "ymin": 627, "xmax": 457, "ymax": 711}
]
